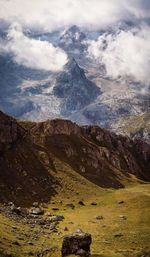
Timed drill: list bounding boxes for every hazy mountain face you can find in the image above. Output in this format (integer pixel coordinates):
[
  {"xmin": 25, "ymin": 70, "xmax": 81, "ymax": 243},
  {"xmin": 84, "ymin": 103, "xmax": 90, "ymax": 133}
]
[{"xmin": 0, "ymin": 1, "xmax": 149, "ymax": 130}]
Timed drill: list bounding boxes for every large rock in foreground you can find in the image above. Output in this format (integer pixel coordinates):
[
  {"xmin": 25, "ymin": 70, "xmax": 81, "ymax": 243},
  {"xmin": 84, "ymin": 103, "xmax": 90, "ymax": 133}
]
[{"xmin": 61, "ymin": 230, "xmax": 92, "ymax": 256}]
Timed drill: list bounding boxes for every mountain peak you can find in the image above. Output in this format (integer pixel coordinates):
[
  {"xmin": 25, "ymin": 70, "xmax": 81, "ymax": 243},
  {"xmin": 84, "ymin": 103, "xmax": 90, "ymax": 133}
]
[
  {"xmin": 64, "ymin": 58, "xmax": 84, "ymax": 76},
  {"xmin": 67, "ymin": 25, "xmax": 80, "ymax": 33},
  {"xmin": 53, "ymin": 59, "xmax": 100, "ymax": 113}
]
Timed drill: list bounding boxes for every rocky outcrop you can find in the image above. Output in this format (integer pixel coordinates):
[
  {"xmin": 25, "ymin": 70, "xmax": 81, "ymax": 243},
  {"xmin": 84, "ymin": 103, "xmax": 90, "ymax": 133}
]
[
  {"xmin": 32, "ymin": 118, "xmax": 150, "ymax": 187},
  {"xmin": 61, "ymin": 230, "xmax": 92, "ymax": 256}
]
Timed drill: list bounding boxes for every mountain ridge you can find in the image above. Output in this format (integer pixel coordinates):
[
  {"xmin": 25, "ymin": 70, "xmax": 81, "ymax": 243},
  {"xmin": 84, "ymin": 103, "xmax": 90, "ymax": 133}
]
[{"xmin": 0, "ymin": 110, "xmax": 149, "ymax": 206}]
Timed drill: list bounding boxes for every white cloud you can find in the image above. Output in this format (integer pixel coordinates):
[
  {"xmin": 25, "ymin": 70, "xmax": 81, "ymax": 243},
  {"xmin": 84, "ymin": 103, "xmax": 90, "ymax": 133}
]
[
  {"xmin": 0, "ymin": 23, "xmax": 68, "ymax": 71},
  {"xmin": 87, "ymin": 26, "xmax": 150, "ymax": 84},
  {"xmin": 0, "ymin": 0, "xmax": 149, "ymax": 32}
]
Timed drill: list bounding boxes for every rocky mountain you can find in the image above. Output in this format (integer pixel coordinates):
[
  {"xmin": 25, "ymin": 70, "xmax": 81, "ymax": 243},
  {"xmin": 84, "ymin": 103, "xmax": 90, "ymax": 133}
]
[
  {"xmin": 0, "ymin": 25, "xmax": 149, "ymax": 143},
  {"xmin": 59, "ymin": 25, "xmax": 86, "ymax": 53},
  {"xmin": 0, "ymin": 110, "xmax": 150, "ymax": 206},
  {"xmin": 53, "ymin": 58, "xmax": 101, "ymax": 115},
  {"xmin": 111, "ymin": 112, "xmax": 150, "ymax": 144}
]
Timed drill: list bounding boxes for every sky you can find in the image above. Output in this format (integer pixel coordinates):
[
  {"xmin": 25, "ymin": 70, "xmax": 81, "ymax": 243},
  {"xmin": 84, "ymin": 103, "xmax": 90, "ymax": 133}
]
[
  {"xmin": 0, "ymin": 0, "xmax": 150, "ymax": 31},
  {"xmin": 0, "ymin": 0, "xmax": 150, "ymax": 82}
]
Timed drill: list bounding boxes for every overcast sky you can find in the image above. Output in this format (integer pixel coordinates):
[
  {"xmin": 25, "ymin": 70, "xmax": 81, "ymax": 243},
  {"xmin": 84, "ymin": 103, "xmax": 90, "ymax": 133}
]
[{"xmin": 0, "ymin": 0, "xmax": 150, "ymax": 31}]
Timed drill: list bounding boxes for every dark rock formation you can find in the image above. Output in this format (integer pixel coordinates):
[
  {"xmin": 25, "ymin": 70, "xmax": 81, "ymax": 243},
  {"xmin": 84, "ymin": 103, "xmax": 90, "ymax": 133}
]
[
  {"xmin": 53, "ymin": 58, "xmax": 101, "ymax": 114},
  {"xmin": 61, "ymin": 230, "xmax": 92, "ymax": 256}
]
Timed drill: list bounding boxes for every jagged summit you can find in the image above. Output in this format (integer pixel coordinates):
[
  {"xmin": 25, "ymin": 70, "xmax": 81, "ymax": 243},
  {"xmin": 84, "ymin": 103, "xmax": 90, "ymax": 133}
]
[
  {"xmin": 67, "ymin": 25, "xmax": 81, "ymax": 33},
  {"xmin": 60, "ymin": 25, "xmax": 86, "ymax": 42},
  {"xmin": 59, "ymin": 25, "xmax": 86, "ymax": 52},
  {"xmin": 64, "ymin": 57, "xmax": 85, "ymax": 78},
  {"xmin": 53, "ymin": 58, "xmax": 101, "ymax": 114}
]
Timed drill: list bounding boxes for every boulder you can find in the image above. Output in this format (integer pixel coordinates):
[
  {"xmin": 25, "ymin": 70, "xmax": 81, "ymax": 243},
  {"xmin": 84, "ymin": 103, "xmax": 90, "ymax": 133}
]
[
  {"xmin": 91, "ymin": 202, "xmax": 97, "ymax": 206},
  {"xmin": 118, "ymin": 201, "xmax": 124, "ymax": 204},
  {"xmin": 48, "ymin": 215, "xmax": 64, "ymax": 222},
  {"xmin": 66, "ymin": 203, "xmax": 75, "ymax": 209},
  {"xmin": 78, "ymin": 201, "xmax": 85, "ymax": 206},
  {"xmin": 52, "ymin": 207, "xmax": 59, "ymax": 211},
  {"xmin": 30, "ymin": 207, "xmax": 44, "ymax": 215},
  {"xmin": 61, "ymin": 230, "xmax": 92, "ymax": 256},
  {"xmin": 95, "ymin": 215, "xmax": 103, "ymax": 220}
]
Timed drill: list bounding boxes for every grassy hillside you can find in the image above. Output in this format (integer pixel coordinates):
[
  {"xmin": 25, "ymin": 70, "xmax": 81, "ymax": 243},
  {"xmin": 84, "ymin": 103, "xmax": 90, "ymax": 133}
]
[{"xmin": 0, "ymin": 183, "xmax": 149, "ymax": 257}]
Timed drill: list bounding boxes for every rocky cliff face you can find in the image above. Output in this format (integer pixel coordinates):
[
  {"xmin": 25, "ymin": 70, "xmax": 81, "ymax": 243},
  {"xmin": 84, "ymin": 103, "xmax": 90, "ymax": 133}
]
[
  {"xmin": 0, "ymin": 111, "xmax": 150, "ymax": 205},
  {"xmin": 0, "ymin": 111, "xmax": 26, "ymax": 152},
  {"xmin": 32, "ymin": 119, "xmax": 150, "ymax": 187}
]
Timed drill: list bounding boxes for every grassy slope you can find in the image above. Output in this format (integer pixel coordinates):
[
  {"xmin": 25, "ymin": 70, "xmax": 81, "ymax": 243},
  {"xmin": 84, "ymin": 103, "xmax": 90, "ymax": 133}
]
[{"xmin": 0, "ymin": 180, "xmax": 149, "ymax": 257}]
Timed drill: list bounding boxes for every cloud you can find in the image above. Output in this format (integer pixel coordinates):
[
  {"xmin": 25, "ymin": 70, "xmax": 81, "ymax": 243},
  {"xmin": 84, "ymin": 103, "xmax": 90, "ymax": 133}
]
[
  {"xmin": 0, "ymin": 23, "xmax": 67, "ymax": 71},
  {"xmin": 87, "ymin": 25, "xmax": 150, "ymax": 84},
  {"xmin": 0, "ymin": 0, "xmax": 150, "ymax": 32}
]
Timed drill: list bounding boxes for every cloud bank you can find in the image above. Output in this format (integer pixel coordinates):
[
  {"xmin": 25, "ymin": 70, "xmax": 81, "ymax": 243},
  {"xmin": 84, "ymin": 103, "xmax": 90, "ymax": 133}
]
[
  {"xmin": 0, "ymin": 0, "xmax": 150, "ymax": 32},
  {"xmin": 87, "ymin": 25, "xmax": 150, "ymax": 84},
  {"xmin": 0, "ymin": 23, "xmax": 67, "ymax": 71}
]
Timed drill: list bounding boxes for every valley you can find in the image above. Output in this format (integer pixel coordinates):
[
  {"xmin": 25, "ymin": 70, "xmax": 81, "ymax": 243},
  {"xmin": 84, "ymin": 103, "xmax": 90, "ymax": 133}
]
[
  {"xmin": 0, "ymin": 183, "xmax": 149, "ymax": 257},
  {"xmin": 0, "ymin": 3, "xmax": 150, "ymax": 256},
  {"xmin": 0, "ymin": 111, "xmax": 150, "ymax": 257}
]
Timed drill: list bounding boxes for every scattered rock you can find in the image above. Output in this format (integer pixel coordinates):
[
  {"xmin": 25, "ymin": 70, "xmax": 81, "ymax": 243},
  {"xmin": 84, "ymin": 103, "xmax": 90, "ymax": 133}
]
[
  {"xmin": 28, "ymin": 241, "xmax": 34, "ymax": 245},
  {"xmin": 114, "ymin": 233, "xmax": 123, "ymax": 237},
  {"xmin": 78, "ymin": 201, "xmax": 85, "ymax": 206},
  {"xmin": 48, "ymin": 215, "xmax": 64, "ymax": 222},
  {"xmin": 95, "ymin": 215, "xmax": 103, "ymax": 220},
  {"xmin": 49, "ymin": 224, "xmax": 58, "ymax": 233},
  {"xmin": 10, "ymin": 204, "xmax": 29, "ymax": 216},
  {"xmin": 118, "ymin": 201, "xmax": 124, "ymax": 204},
  {"xmin": 8, "ymin": 202, "xmax": 14, "ymax": 206},
  {"xmin": 66, "ymin": 203, "xmax": 75, "ymax": 209},
  {"xmin": 10, "ymin": 205, "xmax": 21, "ymax": 215},
  {"xmin": 32, "ymin": 202, "xmax": 39, "ymax": 207},
  {"xmin": 12, "ymin": 226, "xmax": 17, "ymax": 230},
  {"xmin": 30, "ymin": 207, "xmax": 44, "ymax": 215},
  {"xmin": 61, "ymin": 230, "xmax": 92, "ymax": 256},
  {"xmin": 119, "ymin": 215, "xmax": 127, "ymax": 220},
  {"xmin": 52, "ymin": 207, "xmax": 59, "ymax": 211},
  {"xmin": 64, "ymin": 227, "xmax": 69, "ymax": 231},
  {"xmin": 46, "ymin": 212, "xmax": 53, "ymax": 216},
  {"xmin": 91, "ymin": 202, "xmax": 97, "ymax": 206},
  {"xmin": 50, "ymin": 224, "xmax": 56, "ymax": 231},
  {"xmin": 101, "ymin": 224, "xmax": 106, "ymax": 228}
]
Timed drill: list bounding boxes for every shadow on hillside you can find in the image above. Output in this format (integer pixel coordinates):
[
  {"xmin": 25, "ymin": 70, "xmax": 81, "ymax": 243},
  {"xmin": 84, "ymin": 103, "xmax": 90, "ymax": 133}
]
[{"xmin": 0, "ymin": 140, "xmax": 60, "ymax": 207}]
